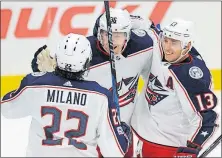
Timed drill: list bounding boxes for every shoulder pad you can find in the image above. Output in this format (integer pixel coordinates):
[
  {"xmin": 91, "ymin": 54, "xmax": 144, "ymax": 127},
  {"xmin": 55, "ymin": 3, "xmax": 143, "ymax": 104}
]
[{"xmin": 170, "ymin": 61, "xmax": 211, "ymax": 92}]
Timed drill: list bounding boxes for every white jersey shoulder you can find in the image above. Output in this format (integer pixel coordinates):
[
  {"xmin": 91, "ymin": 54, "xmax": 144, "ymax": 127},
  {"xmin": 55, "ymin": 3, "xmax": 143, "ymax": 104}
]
[{"xmin": 1, "ymin": 72, "xmax": 129, "ymax": 157}]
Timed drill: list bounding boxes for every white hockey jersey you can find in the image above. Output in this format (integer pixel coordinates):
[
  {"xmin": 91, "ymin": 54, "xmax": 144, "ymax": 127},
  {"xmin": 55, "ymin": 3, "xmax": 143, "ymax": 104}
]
[
  {"xmin": 1, "ymin": 72, "xmax": 129, "ymax": 157},
  {"xmin": 131, "ymin": 32, "xmax": 218, "ymax": 149},
  {"xmin": 85, "ymin": 30, "xmax": 153, "ymax": 125}
]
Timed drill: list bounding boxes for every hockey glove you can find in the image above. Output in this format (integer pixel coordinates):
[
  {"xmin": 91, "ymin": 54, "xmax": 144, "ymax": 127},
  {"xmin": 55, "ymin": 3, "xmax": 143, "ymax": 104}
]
[
  {"xmin": 174, "ymin": 141, "xmax": 201, "ymax": 158},
  {"xmin": 174, "ymin": 147, "xmax": 200, "ymax": 158},
  {"xmin": 156, "ymin": 23, "xmax": 161, "ymax": 30},
  {"xmin": 121, "ymin": 122, "xmax": 133, "ymax": 146},
  {"xmin": 31, "ymin": 45, "xmax": 56, "ymax": 72},
  {"xmin": 130, "ymin": 15, "xmax": 152, "ymax": 31}
]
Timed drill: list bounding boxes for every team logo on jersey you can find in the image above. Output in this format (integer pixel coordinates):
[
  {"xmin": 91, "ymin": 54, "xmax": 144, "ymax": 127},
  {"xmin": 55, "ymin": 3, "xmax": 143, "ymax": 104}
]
[
  {"xmin": 132, "ymin": 29, "xmax": 146, "ymax": 37},
  {"xmin": 189, "ymin": 66, "xmax": 203, "ymax": 79},
  {"xmin": 145, "ymin": 73, "xmax": 169, "ymax": 107},
  {"xmin": 117, "ymin": 126, "xmax": 124, "ymax": 135},
  {"xmin": 31, "ymin": 72, "xmax": 46, "ymax": 76},
  {"xmin": 63, "ymin": 81, "xmax": 73, "ymax": 87},
  {"xmin": 109, "ymin": 75, "xmax": 139, "ymax": 107}
]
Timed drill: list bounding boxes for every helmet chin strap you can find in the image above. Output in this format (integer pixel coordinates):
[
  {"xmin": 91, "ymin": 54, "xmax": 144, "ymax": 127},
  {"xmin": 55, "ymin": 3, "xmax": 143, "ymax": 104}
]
[
  {"xmin": 120, "ymin": 40, "xmax": 128, "ymax": 54},
  {"xmin": 166, "ymin": 41, "xmax": 191, "ymax": 64},
  {"xmin": 168, "ymin": 49, "xmax": 189, "ymax": 64}
]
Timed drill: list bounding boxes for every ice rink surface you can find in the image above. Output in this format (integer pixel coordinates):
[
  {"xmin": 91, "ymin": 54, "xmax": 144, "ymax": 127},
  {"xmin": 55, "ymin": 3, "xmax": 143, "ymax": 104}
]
[{"xmin": 1, "ymin": 91, "xmax": 221, "ymax": 157}]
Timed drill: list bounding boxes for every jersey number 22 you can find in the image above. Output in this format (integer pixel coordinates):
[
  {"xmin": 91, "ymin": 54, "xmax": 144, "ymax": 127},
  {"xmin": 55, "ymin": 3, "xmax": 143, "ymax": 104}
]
[{"xmin": 41, "ymin": 106, "xmax": 88, "ymax": 150}]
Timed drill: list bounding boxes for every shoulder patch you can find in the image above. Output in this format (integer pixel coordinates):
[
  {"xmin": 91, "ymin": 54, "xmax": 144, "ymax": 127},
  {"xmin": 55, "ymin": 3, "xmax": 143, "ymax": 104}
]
[
  {"xmin": 132, "ymin": 29, "xmax": 146, "ymax": 37},
  {"xmin": 189, "ymin": 66, "xmax": 203, "ymax": 79},
  {"xmin": 31, "ymin": 72, "xmax": 47, "ymax": 77}
]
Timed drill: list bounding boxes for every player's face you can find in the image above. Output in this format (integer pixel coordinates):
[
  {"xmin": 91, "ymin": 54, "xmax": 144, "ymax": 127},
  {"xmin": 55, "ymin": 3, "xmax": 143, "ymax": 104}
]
[
  {"xmin": 100, "ymin": 30, "xmax": 127, "ymax": 55},
  {"xmin": 161, "ymin": 37, "xmax": 183, "ymax": 62}
]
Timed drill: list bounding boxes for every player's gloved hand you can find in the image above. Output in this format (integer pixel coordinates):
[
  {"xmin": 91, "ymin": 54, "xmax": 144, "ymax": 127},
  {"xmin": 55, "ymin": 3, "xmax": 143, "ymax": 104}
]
[
  {"xmin": 156, "ymin": 23, "xmax": 161, "ymax": 30},
  {"xmin": 31, "ymin": 45, "xmax": 56, "ymax": 72},
  {"xmin": 130, "ymin": 15, "xmax": 152, "ymax": 31},
  {"xmin": 175, "ymin": 141, "xmax": 202, "ymax": 158},
  {"xmin": 121, "ymin": 122, "xmax": 133, "ymax": 146},
  {"xmin": 174, "ymin": 147, "xmax": 200, "ymax": 158}
]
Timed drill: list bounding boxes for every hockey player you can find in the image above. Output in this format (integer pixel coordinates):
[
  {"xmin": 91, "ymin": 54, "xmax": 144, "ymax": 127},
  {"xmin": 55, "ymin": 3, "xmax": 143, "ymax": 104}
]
[
  {"xmin": 131, "ymin": 18, "xmax": 218, "ymax": 157},
  {"xmin": 1, "ymin": 33, "xmax": 132, "ymax": 157},
  {"xmin": 31, "ymin": 8, "xmax": 155, "ymax": 157}
]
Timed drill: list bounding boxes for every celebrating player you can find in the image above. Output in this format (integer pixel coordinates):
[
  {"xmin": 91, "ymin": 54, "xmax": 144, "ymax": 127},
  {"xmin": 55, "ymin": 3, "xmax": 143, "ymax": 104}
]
[
  {"xmin": 1, "ymin": 33, "xmax": 131, "ymax": 157},
  {"xmin": 131, "ymin": 18, "xmax": 218, "ymax": 157},
  {"xmin": 31, "ymin": 8, "xmax": 156, "ymax": 157}
]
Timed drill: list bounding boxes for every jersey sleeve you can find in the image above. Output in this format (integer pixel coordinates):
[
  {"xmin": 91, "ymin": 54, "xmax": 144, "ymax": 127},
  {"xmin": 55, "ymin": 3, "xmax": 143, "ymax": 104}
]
[
  {"xmin": 170, "ymin": 67, "xmax": 218, "ymax": 150},
  {"xmin": 1, "ymin": 75, "xmax": 30, "ymax": 119},
  {"xmin": 140, "ymin": 23, "xmax": 163, "ymax": 81},
  {"xmin": 140, "ymin": 54, "xmax": 153, "ymax": 82},
  {"xmin": 97, "ymin": 93, "xmax": 129, "ymax": 157}
]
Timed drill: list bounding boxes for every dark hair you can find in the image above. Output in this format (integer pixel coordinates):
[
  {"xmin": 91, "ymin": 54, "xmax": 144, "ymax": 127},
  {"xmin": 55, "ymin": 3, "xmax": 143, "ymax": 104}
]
[
  {"xmin": 54, "ymin": 67, "xmax": 86, "ymax": 80},
  {"xmin": 54, "ymin": 57, "xmax": 91, "ymax": 80}
]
